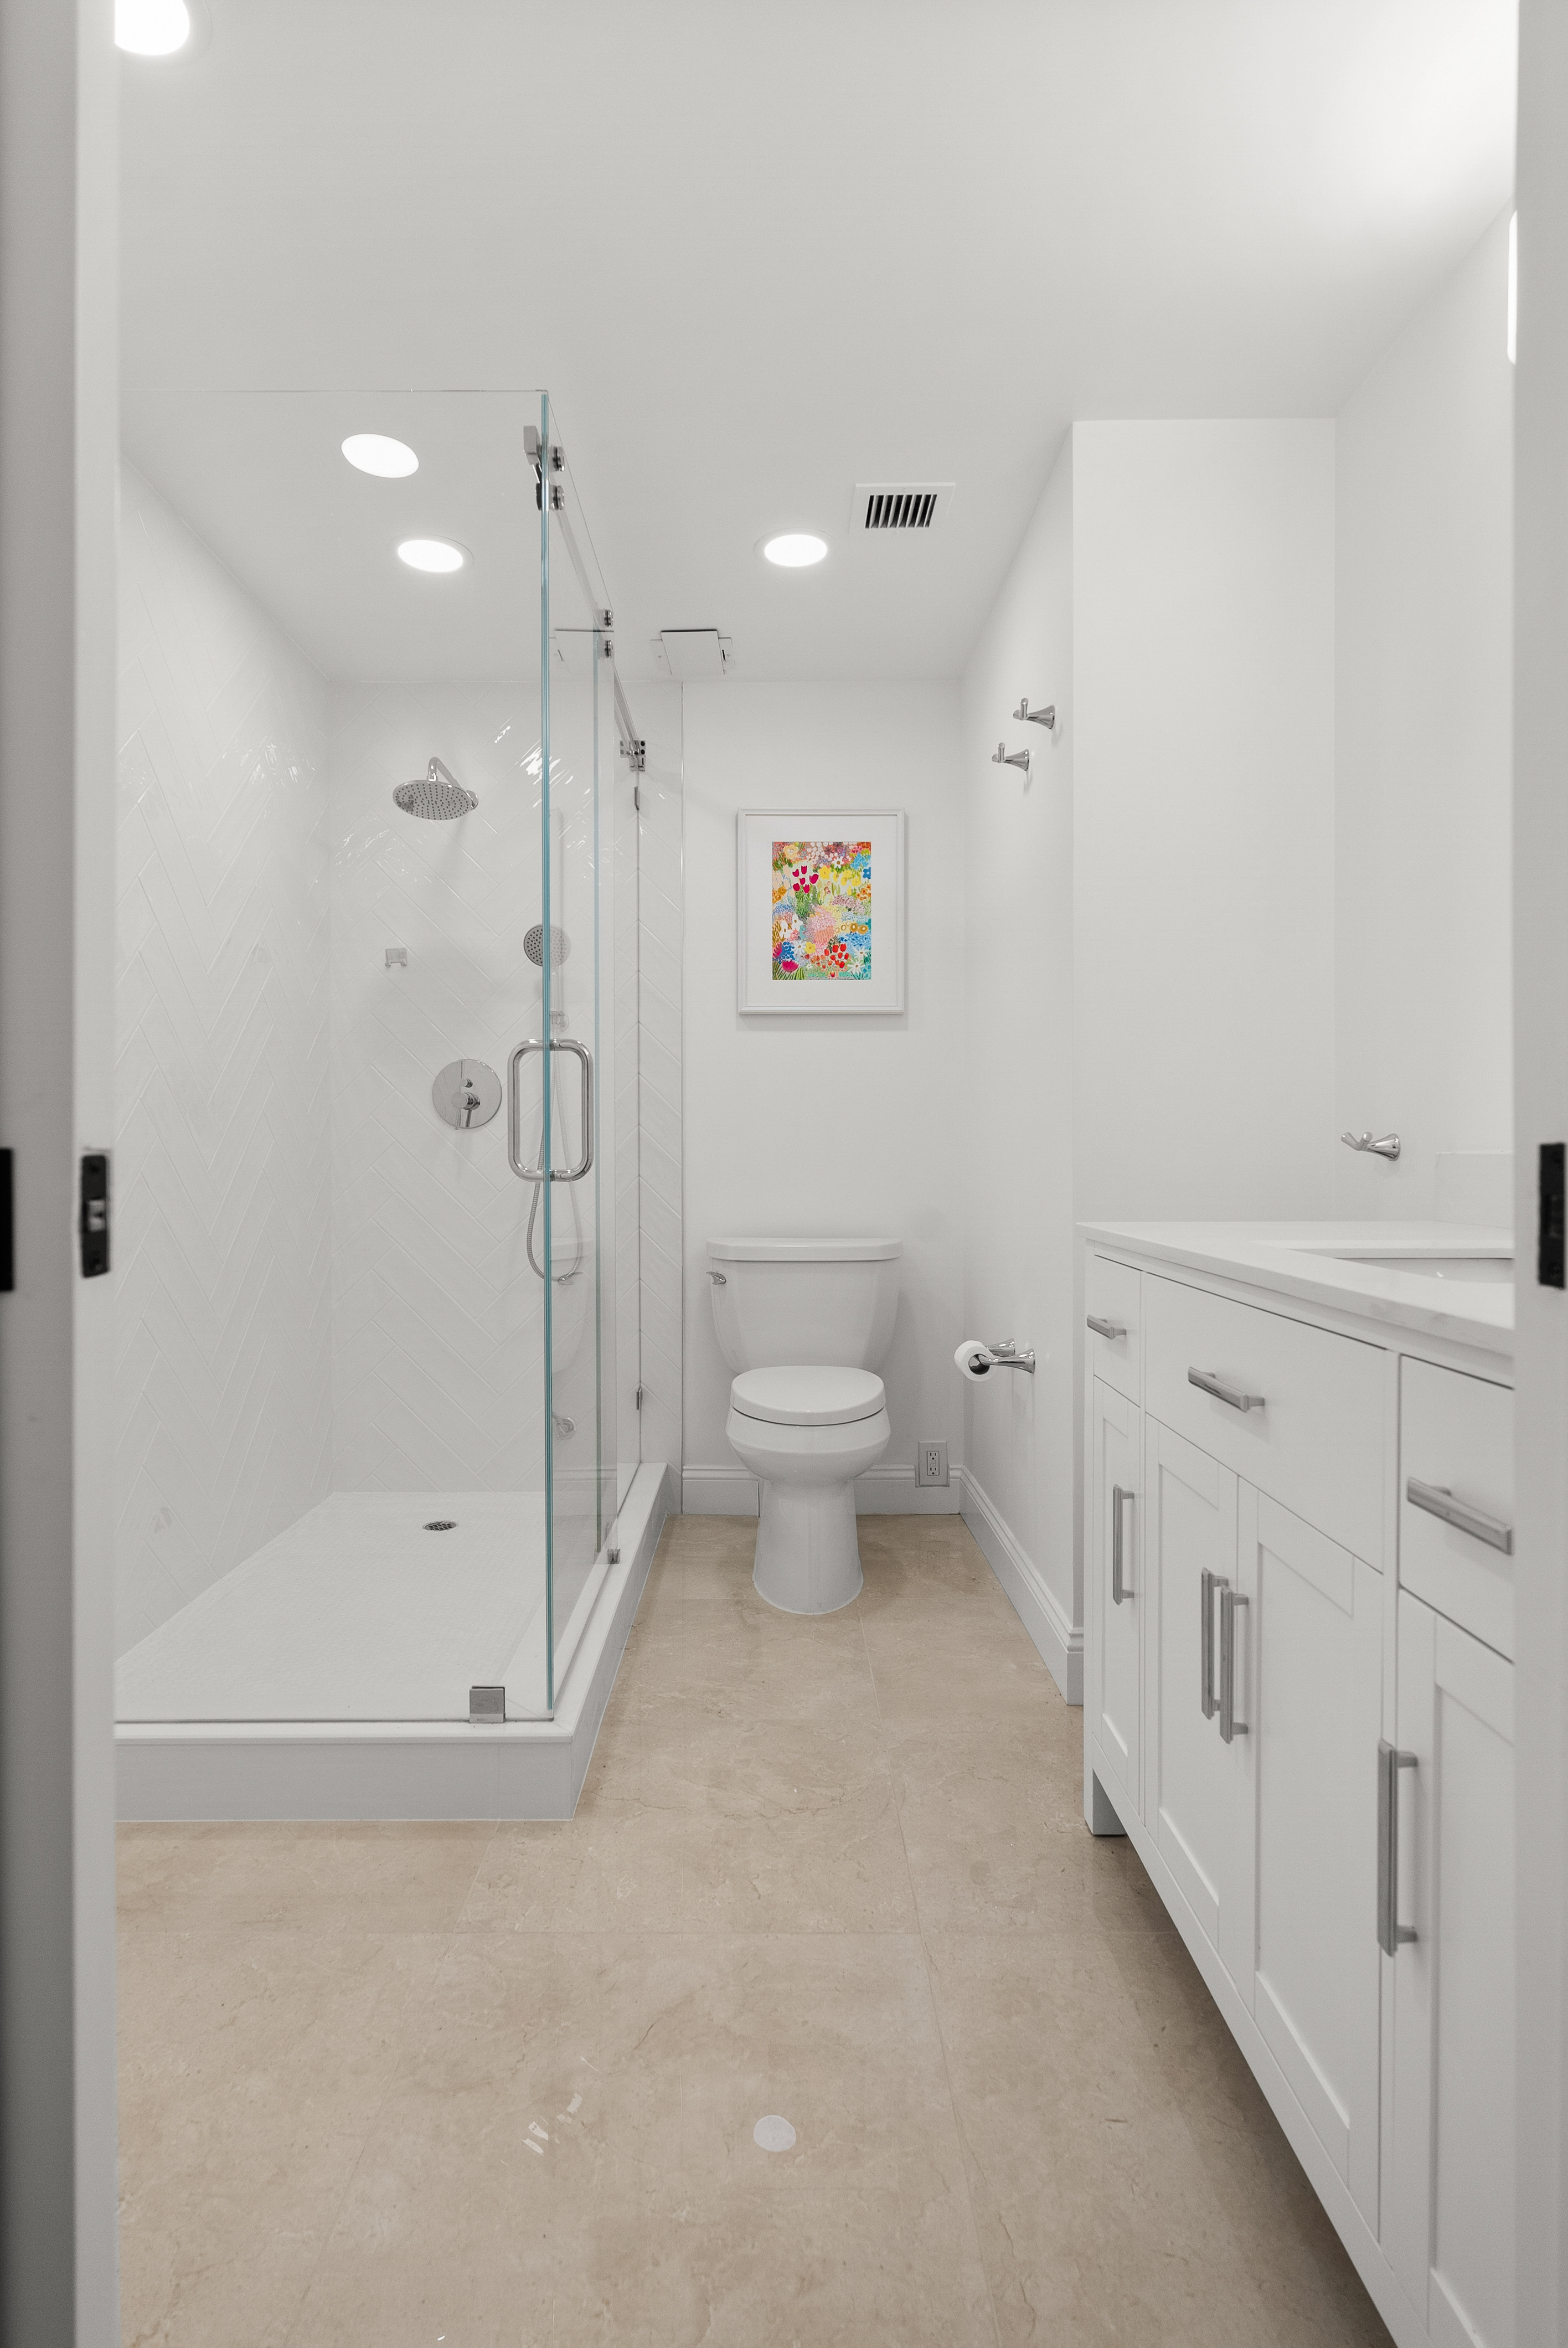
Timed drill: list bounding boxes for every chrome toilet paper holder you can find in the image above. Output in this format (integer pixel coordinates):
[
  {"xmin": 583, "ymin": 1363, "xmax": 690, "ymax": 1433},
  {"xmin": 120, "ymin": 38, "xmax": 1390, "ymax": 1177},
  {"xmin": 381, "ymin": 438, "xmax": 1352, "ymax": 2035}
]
[{"xmin": 957, "ymin": 1337, "xmax": 1036, "ymax": 1377}]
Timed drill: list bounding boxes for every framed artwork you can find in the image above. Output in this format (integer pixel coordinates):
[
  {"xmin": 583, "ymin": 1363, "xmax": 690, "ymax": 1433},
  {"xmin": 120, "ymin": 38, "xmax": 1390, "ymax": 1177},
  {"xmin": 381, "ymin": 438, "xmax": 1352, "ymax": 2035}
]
[{"xmin": 736, "ymin": 809, "xmax": 906, "ymax": 1015}]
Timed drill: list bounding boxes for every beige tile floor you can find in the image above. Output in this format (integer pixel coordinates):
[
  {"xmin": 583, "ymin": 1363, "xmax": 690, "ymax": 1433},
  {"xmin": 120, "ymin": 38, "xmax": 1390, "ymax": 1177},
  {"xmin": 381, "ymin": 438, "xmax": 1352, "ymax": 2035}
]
[{"xmin": 117, "ymin": 1514, "xmax": 1394, "ymax": 2348}]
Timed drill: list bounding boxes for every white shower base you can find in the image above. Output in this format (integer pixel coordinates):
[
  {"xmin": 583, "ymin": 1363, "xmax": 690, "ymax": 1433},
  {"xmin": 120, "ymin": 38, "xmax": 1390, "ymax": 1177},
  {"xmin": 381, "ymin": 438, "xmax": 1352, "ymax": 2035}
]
[
  {"xmin": 116, "ymin": 1462, "xmax": 671, "ymax": 1822},
  {"xmin": 117, "ymin": 1490, "xmax": 551, "ymax": 1724}
]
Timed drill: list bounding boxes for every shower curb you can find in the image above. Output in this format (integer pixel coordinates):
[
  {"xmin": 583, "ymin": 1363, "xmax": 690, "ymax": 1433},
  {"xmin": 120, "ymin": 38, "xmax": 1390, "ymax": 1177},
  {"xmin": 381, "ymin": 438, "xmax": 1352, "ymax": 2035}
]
[{"xmin": 115, "ymin": 1463, "xmax": 673, "ymax": 1824}]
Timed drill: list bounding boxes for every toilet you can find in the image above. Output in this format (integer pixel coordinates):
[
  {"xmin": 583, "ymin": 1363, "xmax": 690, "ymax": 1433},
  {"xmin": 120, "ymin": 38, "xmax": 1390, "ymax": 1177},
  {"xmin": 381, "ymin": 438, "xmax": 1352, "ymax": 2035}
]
[{"xmin": 708, "ymin": 1236, "xmax": 901, "ymax": 1613}]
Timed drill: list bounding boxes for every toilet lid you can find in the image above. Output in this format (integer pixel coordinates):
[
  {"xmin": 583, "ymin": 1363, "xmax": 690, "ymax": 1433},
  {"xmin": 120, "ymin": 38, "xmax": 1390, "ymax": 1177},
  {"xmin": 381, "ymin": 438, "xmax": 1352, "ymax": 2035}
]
[{"xmin": 730, "ymin": 1367, "xmax": 886, "ymax": 1428}]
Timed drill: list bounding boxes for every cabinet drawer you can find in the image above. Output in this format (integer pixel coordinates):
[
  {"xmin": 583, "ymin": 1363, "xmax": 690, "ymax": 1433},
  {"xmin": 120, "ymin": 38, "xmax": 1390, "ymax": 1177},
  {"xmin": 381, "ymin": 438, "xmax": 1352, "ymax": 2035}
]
[
  {"xmin": 1400, "ymin": 1358, "xmax": 1514, "ymax": 1659},
  {"xmin": 1145, "ymin": 1274, "xmax": 1385, "ymax": 1564},
  {"xmin": 1086, "ymin": 1254, "xmax": 1141, "ymax": 1403}
]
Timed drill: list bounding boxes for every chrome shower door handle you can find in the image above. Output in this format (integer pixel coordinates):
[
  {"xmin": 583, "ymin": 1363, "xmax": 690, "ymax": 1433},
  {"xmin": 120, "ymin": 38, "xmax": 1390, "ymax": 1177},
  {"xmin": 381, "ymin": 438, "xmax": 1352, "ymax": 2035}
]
[
  {"xmin": 506, "ymin": 1038, "xmax": 595, "ymax": 1182},
  {"xmin": 1111, "ymin": 1485, "xmax": 1132, "ymax": 1604},
  {"xmin": 553, "ymin": 1037, "xmax": 594, "ymax": 1181},
  {"xmin": 508, "ymin": 1039, "xmax": 547, "ymax": 1181}
]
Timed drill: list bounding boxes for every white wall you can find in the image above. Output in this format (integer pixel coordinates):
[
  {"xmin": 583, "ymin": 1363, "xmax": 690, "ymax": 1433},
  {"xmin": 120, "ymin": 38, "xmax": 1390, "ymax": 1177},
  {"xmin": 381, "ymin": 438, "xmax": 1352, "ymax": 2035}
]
[
  {"xmin": 958, "ymin": 439, "xmax": 1079, "ymax": 1688},
  {"xmin": 115, "ymin": 463, "xmax": 332, "ymax": 1655},
  {"xmin": 1335, "ymin": 208, "xmax": 1515, "ymax": 1220},
  {"xmin": 326, "ymin": 682, "xmax": 549, "ymax": 1492},
  {"xmin": 680, "ymin": 680, "xmax": 965, "ymax": 1515},
  {"xmin": 631, "ymin": 680, "xmax": 685, "ymax": 1483},
  {"xmin": 957, "ymin": 419, "xmax": 1338, "ymax": 1694},
  {"xmin": 1073, "ymin": 420, "xmax": 1339, "ymax": 1226}
]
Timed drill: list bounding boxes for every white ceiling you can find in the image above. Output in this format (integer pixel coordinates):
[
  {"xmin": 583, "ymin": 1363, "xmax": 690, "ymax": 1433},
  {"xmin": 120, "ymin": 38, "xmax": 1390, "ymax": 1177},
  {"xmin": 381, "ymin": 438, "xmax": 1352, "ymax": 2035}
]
[{"xmin": 118, "ymin": 0, "xmax": 1517, "ymax": 683}]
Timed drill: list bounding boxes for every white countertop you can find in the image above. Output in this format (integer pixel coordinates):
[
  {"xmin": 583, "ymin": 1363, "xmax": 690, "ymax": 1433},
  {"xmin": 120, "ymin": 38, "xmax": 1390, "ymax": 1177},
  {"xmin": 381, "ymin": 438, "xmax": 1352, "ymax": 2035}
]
[{"xmin": 1079, "ymin": 1221, "xmax": 1514, "ymax": 1360}]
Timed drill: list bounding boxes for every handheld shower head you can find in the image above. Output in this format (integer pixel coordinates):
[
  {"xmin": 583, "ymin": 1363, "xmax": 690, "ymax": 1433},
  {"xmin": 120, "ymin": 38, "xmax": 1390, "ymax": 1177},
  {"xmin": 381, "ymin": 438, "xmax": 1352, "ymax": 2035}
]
[{"xmin": 393, "ymin": 758, "xmax": 477, "ymax": 820}]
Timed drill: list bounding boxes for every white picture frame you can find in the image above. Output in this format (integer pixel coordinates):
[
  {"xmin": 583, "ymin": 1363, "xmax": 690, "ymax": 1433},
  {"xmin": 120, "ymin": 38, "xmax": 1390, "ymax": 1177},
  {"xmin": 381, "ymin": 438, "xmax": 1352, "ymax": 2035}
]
[{"xmin": 736, "ymin": 809, "xmax": 906, "ymax": 1015}]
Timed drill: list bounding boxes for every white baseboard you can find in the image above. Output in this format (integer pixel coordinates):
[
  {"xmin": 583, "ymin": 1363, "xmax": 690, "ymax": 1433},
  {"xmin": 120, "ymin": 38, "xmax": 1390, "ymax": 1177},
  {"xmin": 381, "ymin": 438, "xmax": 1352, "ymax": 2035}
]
[
  {"xmin": 854, "ymin": 1466, "xmax": 962, "ymax": 1515},
  {"xmin": 680, "ymin": 1464, "xmax": 962, "ymax": 1517},
  {"xmin": 682, "ymin": 1467, "xmax": 758, "ymax": 1516},
  {"xmin": 958, "ymin": 1466, "xmax": 1082, "ymax": 1705}
]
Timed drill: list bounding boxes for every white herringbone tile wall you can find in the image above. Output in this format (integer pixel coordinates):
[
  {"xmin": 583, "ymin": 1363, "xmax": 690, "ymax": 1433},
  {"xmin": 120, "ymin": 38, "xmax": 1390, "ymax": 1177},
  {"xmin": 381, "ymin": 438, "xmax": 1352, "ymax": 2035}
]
[
  {"xmin": 115, "ymin": 464, "xmax": 332, "ymax": 1656},
  {"xmin": 327, "ymin": 685, "xmax": 553, "ymax": 1493},
  {"xmin": 635, "ymin": 684, "xmax": 684, "ymax": 1482}
]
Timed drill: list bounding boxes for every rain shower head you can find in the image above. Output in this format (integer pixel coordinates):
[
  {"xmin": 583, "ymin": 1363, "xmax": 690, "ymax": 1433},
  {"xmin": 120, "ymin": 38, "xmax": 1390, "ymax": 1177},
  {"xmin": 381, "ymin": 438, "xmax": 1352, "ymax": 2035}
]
[
  {"xmin": 393, "ymin": 758, "xmax": 477, "ymax": 820},
  {"xmin": 524, "ymin": 923, "xmax": 571, "ymax": 968}
]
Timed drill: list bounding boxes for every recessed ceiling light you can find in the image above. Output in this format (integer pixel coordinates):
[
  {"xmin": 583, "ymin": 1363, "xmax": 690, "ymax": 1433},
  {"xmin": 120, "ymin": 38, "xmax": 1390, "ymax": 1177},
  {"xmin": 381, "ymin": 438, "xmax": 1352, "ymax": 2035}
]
[
  {"xmin": 397, "ymin": 539, "xmax": 468, "ymax": 575},
  {"xmin": 115, "ymin": 0, "xmax": 190, "ymax": 54},
  {"xmin": 343, "ymin": 434, "xmax": 419, "ymax": 479},
  {"xmin": 762, "ymin": 533, "xmax": 828, "ymax": 568}
]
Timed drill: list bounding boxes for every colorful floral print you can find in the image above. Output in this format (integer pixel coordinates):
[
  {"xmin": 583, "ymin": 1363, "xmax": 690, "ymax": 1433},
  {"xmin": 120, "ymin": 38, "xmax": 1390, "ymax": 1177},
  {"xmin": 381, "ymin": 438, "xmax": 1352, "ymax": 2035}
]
[{"xmin": 772, "ymin": 839, "xmax": 871, "ymax": 981}]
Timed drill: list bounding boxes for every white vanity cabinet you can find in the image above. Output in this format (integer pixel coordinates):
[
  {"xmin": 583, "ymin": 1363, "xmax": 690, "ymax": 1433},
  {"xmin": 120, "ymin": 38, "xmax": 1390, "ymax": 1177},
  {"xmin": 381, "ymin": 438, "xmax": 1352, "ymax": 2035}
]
[
  {"xmin": 1081, "ymin": 1227, "xmax": 1515, "ymax": 2348},
  {"xmin": 1088, "ymin": 1378, "xmax": 1142, "ymax": 1816},
  {"xmin": 1386, "ymin": 1591, "xmax": 1515, "ymax": 2348}
]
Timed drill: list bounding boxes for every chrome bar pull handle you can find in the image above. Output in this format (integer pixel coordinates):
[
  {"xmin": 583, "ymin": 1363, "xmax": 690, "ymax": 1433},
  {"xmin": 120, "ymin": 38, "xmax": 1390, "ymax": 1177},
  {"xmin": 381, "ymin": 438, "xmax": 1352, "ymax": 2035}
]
[
  {"xmin": 506, "ymin": 1038, "xmax": 594, "ymax": 1182},
  {"xmin": 1377, "ymin": 1740, "xmax": 1419, "ymax": 1956},
  {"xmin": 1406, "ymin": 1477, "xmax": 1513, "ymax": 1555},
  {"xmin": 1111, "ymin": 1485, "xmax": 1133, "ymax": 1604},
  {"xmin": 1219, "ymin": 1587, "xmax": 1249, "ymax": 1742},
  {"xmin": 1189, "ymin": 1367, "xmax": 1266, "ymax": 1414},
  {"xmin": 1087, "ymin": 1314, "xmax": 1126, "ymax": 1340},
  {"xmin": 1200, "ymin": 1570, "xmax": 1225, "ymax": 1720},
  {"xmin": 507, "ymin": 1039, "xmax": 548, "ymax": 1182},
  {"xmin": 554, "ymin": 1037, "xmax": 594, "ymax": 1182}
]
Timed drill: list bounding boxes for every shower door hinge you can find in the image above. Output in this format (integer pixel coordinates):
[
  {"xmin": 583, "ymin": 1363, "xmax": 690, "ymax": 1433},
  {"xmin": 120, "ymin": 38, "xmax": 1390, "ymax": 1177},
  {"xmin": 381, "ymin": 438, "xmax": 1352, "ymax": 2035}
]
[
  {"xmin": 635, "ymin": 1384, "xmax": 644, "ymax": 1409},
  {"xmin": 469, "ymin": 1685, "xmax": 506, "ymax": 1724}
]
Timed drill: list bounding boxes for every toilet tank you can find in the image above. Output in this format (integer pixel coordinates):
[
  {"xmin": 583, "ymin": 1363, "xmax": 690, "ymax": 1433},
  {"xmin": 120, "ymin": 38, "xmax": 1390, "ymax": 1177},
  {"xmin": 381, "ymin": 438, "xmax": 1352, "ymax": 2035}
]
[{"xmin": 708, "ymin": 1238, "xmax": 901, "ymax": 1373}]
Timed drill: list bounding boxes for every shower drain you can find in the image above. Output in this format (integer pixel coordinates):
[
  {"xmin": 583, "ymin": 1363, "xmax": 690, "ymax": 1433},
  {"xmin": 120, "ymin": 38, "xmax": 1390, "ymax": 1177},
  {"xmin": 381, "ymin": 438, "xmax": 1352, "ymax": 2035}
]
[{"xmin": 424, "ymin": 1519, "xmax": 457, "ymax": 1532}]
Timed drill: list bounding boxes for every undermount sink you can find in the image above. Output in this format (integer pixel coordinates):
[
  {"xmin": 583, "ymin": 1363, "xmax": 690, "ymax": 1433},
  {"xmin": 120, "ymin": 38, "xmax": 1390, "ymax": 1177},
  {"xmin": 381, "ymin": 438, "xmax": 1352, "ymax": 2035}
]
[{"xmin": 1323, "ymin": 1253, "xmax": 1514, "ymax": 1285}]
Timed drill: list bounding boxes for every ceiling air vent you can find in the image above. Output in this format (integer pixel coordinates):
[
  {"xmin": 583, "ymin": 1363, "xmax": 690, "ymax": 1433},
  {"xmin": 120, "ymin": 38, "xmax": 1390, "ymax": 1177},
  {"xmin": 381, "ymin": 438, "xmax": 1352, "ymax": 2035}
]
[{"xmin": 853, "ymin": 483, "xmax": 954, "ymax": 535}]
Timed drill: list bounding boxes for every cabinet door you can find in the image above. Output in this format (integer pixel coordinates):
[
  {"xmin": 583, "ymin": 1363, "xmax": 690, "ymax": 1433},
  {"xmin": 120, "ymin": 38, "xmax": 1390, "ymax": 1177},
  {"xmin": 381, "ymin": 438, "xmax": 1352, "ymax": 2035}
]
[
  {"xmin": 1090, "ymin": 1380, "xmax": 1142, "ymax": 1815},
  {"xmin": 1244, "ymin": 1488, "xmax": 1382, "ymax": 2232},
  {"xmin": 1144, "ymin": 1418, "xmax": 1251, "ymax": 1995},
  {"xmin": 1388, "ymin": 1591, "xmax": 1515, "ymax": 2348}
]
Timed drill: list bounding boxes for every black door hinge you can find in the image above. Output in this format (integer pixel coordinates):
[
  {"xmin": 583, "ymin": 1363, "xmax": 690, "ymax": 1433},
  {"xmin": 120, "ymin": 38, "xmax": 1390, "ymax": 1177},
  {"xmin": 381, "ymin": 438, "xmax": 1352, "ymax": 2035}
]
[
  {"xmin": 79, "ymin": 1151, "xmax": 111, "ymax": 1278},
  {"xmin": 1540, "ymin": 1142, "xmax": 1565, "ymax": 1289}
]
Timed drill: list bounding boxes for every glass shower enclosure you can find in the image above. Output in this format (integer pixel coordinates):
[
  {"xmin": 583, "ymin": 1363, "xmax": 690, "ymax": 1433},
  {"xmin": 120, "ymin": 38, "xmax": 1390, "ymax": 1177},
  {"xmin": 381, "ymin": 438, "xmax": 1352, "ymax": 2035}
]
[{"xmin": 111, "ymin": 388, "xmax": 639, "ymax": 1734}]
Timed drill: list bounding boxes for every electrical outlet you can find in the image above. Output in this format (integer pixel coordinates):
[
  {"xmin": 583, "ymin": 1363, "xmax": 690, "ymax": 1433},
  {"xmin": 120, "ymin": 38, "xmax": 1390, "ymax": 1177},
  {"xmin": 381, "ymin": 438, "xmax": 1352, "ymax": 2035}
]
[{"xmin": 915, "ymin": 1439, "xmax": 948, "ymax": 1489}]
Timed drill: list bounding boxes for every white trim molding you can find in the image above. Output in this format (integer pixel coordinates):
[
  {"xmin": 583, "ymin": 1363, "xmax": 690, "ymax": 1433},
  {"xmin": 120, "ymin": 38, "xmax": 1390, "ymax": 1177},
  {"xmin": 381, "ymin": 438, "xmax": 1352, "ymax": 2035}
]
[
  {"xmin": 958, "ymin": 1466, "xmax": 1083, "ymax": 1704},
  {"xmin": 680, "ymin": 1464, "xmax": 963, "ymax": 1518}
]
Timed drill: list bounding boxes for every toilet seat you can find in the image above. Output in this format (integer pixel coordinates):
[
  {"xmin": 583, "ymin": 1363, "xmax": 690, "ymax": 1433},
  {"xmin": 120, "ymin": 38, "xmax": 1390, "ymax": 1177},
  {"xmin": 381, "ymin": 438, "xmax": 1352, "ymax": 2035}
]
[{"xmin": 729, "ymin": 1366, "xmax": 885, "ymax": 1428}]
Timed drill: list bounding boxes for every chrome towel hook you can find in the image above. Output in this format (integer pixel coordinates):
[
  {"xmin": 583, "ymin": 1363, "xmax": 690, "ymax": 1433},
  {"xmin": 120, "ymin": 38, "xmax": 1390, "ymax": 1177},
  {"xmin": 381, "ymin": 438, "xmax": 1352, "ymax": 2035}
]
[
  {"xmin": 1014, "ymin": 697, "xmax": 1056, "ymax": 729},
  {"xmin": 1341, "ymin": 1129, "xmax": 1401, "ymax": 1162},
  {"xmin": 992, "ymin": 742, "xmax": 1030, "ymax": 774}
]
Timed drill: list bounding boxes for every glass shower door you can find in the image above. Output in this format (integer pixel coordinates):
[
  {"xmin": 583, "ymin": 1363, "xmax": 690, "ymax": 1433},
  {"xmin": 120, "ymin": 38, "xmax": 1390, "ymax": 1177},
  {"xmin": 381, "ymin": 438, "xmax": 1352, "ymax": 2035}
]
[{"xmin": 536, "ymin": 401, "xmax": 626, "ymax": 1705}]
